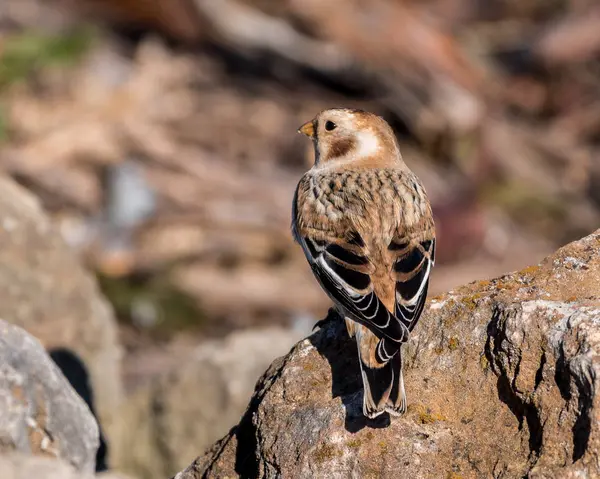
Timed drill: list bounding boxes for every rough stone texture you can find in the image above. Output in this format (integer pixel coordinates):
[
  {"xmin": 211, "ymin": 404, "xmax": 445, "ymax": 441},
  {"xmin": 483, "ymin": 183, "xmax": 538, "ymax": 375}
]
[
  {"xmin": 176, "ymin": 229, "xmax": 600, "ymax": 479},
  {"xmin": 0, "ymin": 320, "xmax": 99, "ymax": 473},
  {"xmin": 0, "ymin": 176, "xmax": 122, "ymax": 437},
  {"xmin": 111, "ymin": 327, "xmax": 305, "ymax": 479}
]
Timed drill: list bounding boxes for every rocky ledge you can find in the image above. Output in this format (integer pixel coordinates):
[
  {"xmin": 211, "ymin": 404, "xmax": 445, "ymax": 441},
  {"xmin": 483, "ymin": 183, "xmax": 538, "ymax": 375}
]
[{"xmin": 175, "ymin": 229, "xmax": 600, "ymax": 479}]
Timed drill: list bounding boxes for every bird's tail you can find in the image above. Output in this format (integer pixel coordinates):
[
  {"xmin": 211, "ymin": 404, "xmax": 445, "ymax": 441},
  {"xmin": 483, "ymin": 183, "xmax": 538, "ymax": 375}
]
[{"xmin": 353, "ymin": 323, "xmax": 406, "ymax": 418}]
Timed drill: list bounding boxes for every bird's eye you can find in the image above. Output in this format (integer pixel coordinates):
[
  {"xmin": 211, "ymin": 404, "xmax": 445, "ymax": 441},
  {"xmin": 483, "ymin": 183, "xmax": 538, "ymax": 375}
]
[{"xmin": 325, "ymin": 120, "xmax": 337, "ymax": 131}]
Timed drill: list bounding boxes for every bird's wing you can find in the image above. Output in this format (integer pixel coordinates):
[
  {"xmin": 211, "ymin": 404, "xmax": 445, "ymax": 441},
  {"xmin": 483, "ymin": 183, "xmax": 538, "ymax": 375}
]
[
  {"xmin": 291, "ymin": 173, "xmax": 434, "ymax": 345},
  {"xmin": 390, "ymin": 236, "xmax": 435, "ymax": 335},
  {"xmin": 296, "ymin": 232, "xmax": 410, "ymax": 344}
]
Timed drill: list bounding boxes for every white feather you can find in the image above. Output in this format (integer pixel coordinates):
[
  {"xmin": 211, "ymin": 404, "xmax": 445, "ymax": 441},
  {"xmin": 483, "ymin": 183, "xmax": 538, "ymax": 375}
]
[{"xmin": 356, "ymin": 131, "xmax": 380, "ymax": 157}]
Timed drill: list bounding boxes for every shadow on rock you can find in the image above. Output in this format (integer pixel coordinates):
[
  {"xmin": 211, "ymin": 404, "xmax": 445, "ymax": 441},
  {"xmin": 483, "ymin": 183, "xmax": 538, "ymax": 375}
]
[
  {"xmin": 49, "ymin": 347, "xmax": 108, "ymax": 472},
  {"xmin": 308, "ymin": 308, "xmax": 391, "ymax": 433},
  {"xmin": 228, "ymin": 309, "xmax": 391, "ymax": 478}
]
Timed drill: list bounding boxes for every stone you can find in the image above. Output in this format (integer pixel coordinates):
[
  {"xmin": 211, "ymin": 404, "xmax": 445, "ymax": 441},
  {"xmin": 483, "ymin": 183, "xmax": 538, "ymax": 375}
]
[
  {"xmin": 0, "ymin": 453, "xmax": 136, "ymax": 479},
  {"xmin": 0, "ymin": 176, "xmax": 122, "ymax": 450},
  {"xmin": 175, "ymin": 229, "xmax": 600, "ymax": 478},
  {"xmin": 0, "ymin": 453, "xmax": 93, "ymax": 479},
  {"xmin": 0, "ymin": 321, "xmax": 99, "ymax": 473},
  {"xmin": 110, "ymin": 327, "xmax": 306, "ymax": 479}
]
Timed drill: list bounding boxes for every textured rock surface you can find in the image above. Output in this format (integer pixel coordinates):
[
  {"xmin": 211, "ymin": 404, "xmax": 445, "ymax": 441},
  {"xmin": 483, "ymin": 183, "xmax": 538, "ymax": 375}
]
[
  {"xmin": 0, "ymin": 320, "xmax": 99, "ymax": 473},
  {"xmin": 176, "ymin": 229, "xmax": 600, "ymax": 478},
  {"xmin": 0, "ymin": 176, "xmax": 122, "ymax": 437},
  {"xmin": 111, "ymin": 327, "xmax": 305, "ymax": 479}
]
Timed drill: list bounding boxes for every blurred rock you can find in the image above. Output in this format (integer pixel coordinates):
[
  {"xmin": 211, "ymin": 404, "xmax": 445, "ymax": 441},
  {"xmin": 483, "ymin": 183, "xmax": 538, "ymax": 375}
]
[
  {"xmin": 0, "ymin": 321, "xmax": 99, "ymax": 473},
  {"xmin": 0, "ymin": 453, "xmax": 135, "ymax": 479},
  {"xmin": 177, "ymin": 229, "xmax": 600, "ymax": 478},
  {"xmin": 0, "ymin": 0, "xmax": 77, "ymax": 33},
  {"xmin": 0, "ymin": 176, "xmax": 122, "ymax": 459},
  {"xmin": 110, "ymin": 327, "xmax": 305, "ymax": 479},
  {"xmin": 0, "ymin": 454, "xmax": 92, "ymax": 479},
  {"xmin": 76, "ymin": 0, "xmax": 203, "ymax": 42},
  {"xmin": 0, "ymin": 35, "xmax": 331, "ymax": 328},
  {"xmin": 96, "ymin": 473, "xmax": 137, "ymax": 479}
]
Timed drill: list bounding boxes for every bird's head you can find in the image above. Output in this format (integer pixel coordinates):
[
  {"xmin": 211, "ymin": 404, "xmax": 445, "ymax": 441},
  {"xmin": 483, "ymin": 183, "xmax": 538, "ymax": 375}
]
[{"xmin": 298, "ymin": 108, "xmax": 403, "ymax": 169}]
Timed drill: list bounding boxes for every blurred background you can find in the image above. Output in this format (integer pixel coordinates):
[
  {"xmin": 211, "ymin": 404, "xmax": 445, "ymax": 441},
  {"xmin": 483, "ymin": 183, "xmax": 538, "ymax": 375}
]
[{"xmin": 0, "ymin": 0, "xmax": 599, "ymax": 476}]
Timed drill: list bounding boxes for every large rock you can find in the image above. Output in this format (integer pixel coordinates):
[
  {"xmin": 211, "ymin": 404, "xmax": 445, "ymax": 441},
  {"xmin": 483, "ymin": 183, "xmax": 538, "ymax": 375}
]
[
  {"xmin": 0, "ymin": 320, "xmax": 99, "ymax": 473},
  {"xmin": 176, "ymin": 229, "xmax": 600, "ymax": 478},
  {"xmin": 0, "ymin": 177, "xmax": 122, "ymax": 442},
  {"xmin": 111, "ymin": 327, "xmax": 306, "ymax": 479}
]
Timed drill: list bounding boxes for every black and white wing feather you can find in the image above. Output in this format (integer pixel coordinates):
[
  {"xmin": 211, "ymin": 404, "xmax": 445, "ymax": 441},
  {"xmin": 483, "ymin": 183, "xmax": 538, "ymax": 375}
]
[
  {"xmin": 391, "ymin": 238, "xmax": 435, "ymax": 333},
  {"xmin": 298, "ymin": 234, "xmax": 411, "ymax": 344}
]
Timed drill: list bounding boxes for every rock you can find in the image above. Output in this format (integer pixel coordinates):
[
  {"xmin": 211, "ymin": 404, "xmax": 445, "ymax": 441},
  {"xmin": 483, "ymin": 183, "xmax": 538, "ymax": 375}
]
[
  {"xmin": 49, "ymin": 348, "xmax": 109, "ymax": 472},
  {"xmin": 176, "ymin": 229, "xmax": 600, "ymax": 478},
  {"xmin": 0, "ymin": 453, "xmax": 136, "ymax": 479},
  {"xmin": 0, "ymin": 320, "xmax": 99, "ymax": 473},
  {"xmin": 0, "ymin": 453, "xmax": 94, "ymax": 479},
  {"xmin": 0, "ymin": 177, "xmax": 122, "ymax": 449},
  {"xmin": 110, "ymin": 327, "xmax": 306, "ymax": 479},
  {"xmin": 97, "ymin": 474, "xmax": 138, "ymax": 479}
]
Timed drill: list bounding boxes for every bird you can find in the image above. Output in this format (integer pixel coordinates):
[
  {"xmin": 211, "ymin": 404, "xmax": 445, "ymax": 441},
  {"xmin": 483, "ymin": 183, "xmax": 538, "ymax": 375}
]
[{"xmin": 291, "ymin": 108, "xmax": 435, "ymax": 419}]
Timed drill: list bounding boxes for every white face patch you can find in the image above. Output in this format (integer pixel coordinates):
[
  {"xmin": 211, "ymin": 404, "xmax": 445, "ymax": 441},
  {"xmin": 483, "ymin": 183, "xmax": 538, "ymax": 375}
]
[
  {"xmin": 356, "ymin": 130, "xmax": 380, "ymax": 157},
  {"xmin": 309, "ymin": 117, "xmax": 384, "ymax": 173}
]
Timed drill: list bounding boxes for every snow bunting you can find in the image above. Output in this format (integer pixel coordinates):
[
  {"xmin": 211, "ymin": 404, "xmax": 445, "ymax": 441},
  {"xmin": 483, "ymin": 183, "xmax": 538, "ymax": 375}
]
[{"xmin": 292, "ymin": 108, "xmax": 436, "ymax": 418}]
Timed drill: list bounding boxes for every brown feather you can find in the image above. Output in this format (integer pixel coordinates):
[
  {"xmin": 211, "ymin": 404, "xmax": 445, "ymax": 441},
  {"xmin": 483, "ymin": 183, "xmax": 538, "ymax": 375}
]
[{"xmin": 329, "ymin": 137, "xmax": 356, "ymax": 159}]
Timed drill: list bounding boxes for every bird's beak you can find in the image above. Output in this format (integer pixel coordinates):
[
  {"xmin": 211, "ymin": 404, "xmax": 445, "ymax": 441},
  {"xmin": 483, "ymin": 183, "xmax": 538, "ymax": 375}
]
[{"xmin": 298, "ymin": 121, "xmax": 315, "ymax": 138}]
